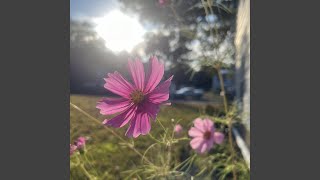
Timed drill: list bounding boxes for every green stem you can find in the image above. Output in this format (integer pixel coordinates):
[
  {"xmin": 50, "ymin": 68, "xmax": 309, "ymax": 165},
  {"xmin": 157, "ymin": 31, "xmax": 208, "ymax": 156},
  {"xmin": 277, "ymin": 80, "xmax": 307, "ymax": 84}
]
[
  {"xmin": 148, "ymin": 133, "xmax": 163, "ymax": 143},
  {"xmin": 198, "ymin": 6, "xmax": 237, "ymax": 179},
  {"xmin": 215, "ymin": 67, "xmax": 237, "ymax": 180},
  {"xmin": 157, "ymin": 118, "xmax": 167, "ymax": 133},
  {"xmin": 77, "ymin": 155, "xmax": 95, "ymax": 180},
  {"xmin": 84, "ymin": 153, "xmax": 99, "ymax": 176},
  {"xmin": 166, "ymin": 142, "xmax": 172, "ymax": 171},
  {"xmin": 200, "ymin": 3, "xmax": 237, "ymax": 180},
  {"xmin": 216, "ymin": 66, "xmax": 228, "ymax": 113},
  {"xmin": 175, "ymin": 137, "xmax": 190, "ymax": 141},
  {"xmin": 228, "ymin": 117, "xmax": 237, "ymax": 180},
  {"xmin": 80, "ymin": 164, "xmax": 95, "ymax": 180},
  {"xmin": 170, "ymin": 2, "xmax": 238, "ymax": 179}
]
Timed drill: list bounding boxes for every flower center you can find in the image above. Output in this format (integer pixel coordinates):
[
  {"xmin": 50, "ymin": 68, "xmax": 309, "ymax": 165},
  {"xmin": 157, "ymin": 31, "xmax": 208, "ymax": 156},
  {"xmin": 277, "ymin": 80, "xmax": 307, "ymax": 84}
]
[
  {"xmin": 130, "ymin": 90, "xmax": 145, "ymax": 104},
  {"xmin": 203, "ymin": 131, "xmax": 212, "ymax": 140}
]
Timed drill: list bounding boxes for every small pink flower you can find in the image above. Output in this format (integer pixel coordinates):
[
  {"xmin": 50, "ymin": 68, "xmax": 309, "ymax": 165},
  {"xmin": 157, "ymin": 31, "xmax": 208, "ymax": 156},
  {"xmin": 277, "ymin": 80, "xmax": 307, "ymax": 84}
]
[
  {"xmin": 75, "ymin": 137, "xmax": 86, "ymax": 149},
  {"xmin": 174, "ymin": 124, "xmax": 183, "ymax": 134},
  {"xmin": 70, "ymin": 144, "xmax": 77, "ymax": 156},
  {"xmin": 158, "ymin": 0, "xmax": 170, "ymax": 6},
  {"xmin": 188, "ymin": 118, "xmax": 224, "ymax": 154},
  {"xmin": 97, "ymin": 56, "xmax": 173, "ymax": 138}
]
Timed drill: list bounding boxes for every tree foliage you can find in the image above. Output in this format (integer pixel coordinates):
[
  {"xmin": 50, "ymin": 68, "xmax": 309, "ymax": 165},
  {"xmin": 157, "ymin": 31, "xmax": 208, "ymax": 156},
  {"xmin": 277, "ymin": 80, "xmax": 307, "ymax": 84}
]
[{"xmin": 120, "ymin": 0, "xmax": 238, "ymax": 66}]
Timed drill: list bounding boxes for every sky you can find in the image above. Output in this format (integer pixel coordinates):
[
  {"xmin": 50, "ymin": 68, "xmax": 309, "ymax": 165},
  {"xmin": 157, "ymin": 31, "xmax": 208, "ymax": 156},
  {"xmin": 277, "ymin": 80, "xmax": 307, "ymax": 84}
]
[
  {"xmin": 70, "ymin": 0, "xmax": 119, "ymax": 20},
  {"xmin": 70, "ymin": 0, "xmax": 149, "ymax": 54}
]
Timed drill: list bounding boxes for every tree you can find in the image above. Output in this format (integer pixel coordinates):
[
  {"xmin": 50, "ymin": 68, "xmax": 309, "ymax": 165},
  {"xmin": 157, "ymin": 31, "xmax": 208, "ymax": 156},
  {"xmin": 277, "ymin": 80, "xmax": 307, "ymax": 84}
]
[
  {"xmin": 120, "ymin": 0, "xmax": 238, "ymax": 88},
  {"xmin": 120, "ymin": 0, "xmax": 238, "ymax": 64}
]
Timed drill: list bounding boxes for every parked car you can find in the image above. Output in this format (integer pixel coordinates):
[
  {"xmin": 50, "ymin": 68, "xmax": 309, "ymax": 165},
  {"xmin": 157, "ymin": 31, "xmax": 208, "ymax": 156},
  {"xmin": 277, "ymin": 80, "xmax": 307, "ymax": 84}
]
[{"xmin": 173, "ymin": 87, "xmax": 204, "ymax": 100}]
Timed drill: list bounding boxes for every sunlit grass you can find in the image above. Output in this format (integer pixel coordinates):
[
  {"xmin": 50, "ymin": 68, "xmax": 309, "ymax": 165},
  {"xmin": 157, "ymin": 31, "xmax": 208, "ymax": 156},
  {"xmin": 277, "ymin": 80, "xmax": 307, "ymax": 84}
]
[
  {"xmin": 70, "ymin": 94, "xmax": 249, "ymax": 179},
  {"xmin": 70, "ymin": 94, "xmax": 201, "ymax": 179}
]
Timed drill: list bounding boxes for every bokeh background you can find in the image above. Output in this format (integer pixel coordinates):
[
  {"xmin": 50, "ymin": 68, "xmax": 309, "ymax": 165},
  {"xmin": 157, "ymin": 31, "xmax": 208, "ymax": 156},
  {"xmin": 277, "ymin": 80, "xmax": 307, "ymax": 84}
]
[{"xmin": 71, "ymin": 0, "xmax": 238, "ymax": 102}]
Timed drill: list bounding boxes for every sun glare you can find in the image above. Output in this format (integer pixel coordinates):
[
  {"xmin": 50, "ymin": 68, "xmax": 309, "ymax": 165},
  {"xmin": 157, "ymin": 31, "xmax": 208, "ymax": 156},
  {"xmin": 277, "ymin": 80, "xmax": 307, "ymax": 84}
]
[{"xmin": 94, "ymin": 10, "xmax": 146, "ymax": 53}]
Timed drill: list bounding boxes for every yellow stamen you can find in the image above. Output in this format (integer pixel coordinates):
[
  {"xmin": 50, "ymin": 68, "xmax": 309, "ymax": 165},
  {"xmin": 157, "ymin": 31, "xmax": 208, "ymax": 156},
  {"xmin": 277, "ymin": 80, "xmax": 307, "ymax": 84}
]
[{"xmin": 130, "ymin": 90, "xmax": 145, "ymax": 104}]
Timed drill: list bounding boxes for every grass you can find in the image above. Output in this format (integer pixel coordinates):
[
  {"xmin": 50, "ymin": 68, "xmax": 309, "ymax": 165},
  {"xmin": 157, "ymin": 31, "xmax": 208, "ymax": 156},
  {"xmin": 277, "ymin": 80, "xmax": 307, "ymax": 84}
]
[
  {"xmin": 70, "ymin": 94, "xmax": 249, "ymax": 180},
  {"xmin": 70, "ymin": 94, "xmax": 204, "ymax": 179}
]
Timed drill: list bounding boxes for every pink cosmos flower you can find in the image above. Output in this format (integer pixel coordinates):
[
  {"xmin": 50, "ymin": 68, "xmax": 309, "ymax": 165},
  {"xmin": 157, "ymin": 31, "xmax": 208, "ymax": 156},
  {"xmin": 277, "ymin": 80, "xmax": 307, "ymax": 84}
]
[
  {"xmin": 188, "ymin": 118, "xmax": 224, "ymax": 154},
  {"xmin": 174, "ymin": 124, "xmax": 183, "ymax": 134},
  {"xmin": 97, "ymin": 56, "xmax": 173, "ymax": 138},
  {"xmin": 70, "ymin": 144, "xmax": 77, "ymax": 156},
  {"xmin": 75, "ymin": 137, "xmax": 86, "ymax": 149}
]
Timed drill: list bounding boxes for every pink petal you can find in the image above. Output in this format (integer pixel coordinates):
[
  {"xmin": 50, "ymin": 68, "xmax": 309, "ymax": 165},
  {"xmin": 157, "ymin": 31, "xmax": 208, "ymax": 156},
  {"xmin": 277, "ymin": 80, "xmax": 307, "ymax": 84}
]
[
  {"xmin": 174, "ymin": 124, "xmax": 183, "ymax": 134},
  {"xmin": 125, "ymin": 113, "xmax": 138, "ymax": 138},
  {"xmin": 159, "ymin": 0, "xmax": 165, "ymax": 5},
  {"xmin": 103, "ymin": 106, "xmax": 137, "ymax": 128},
  {"xmin": 213, "ymin": 132, "xmax": 225, "ymax": 144},
  {"xmin": 203, "ymin": 118, "xmax": 214, "ymax": 132},
  {"xmin": 206, "ymin": 139, "xmax": 215, "ymax": 150},
  {"xmin": 128, "ymin": 59, "xmax": 145, "ymax": 91},
  {"xmin": 125, "ymin": 120, "xmax": 135, "ymax": 138},
  {"xmin": 125, "ymin": 112, "xmax": 141, "ymax": 138},
  {"xmin": 96, "ymin": 98, "xmax": 132, "ymax": 115},
  {"xmin": 125, "ymin": 112, "xmax": 151, "ymax": 138},
  {"xmin": 188, "ymin": 127, "xmax": 203, "ymax": 137},
  {"xmin": 193, "ymin": 118, "xmax": 206, "ymax": 132},
  {"xmin": 76, "ymin": 137, "xmax": 86, "ymax": 149},
  {"xmin": 144, "ymin": 56, "xmax": 164, "ymax": 93},
  {"xmin": 140, "ymin": 101, "xmax": 160, "ymax": 120},
  {"xmin": 77, "ymin": 137, "xmax": 86, "ymax": 145},
  {"xmin": 132, "ymin": 113, "xmax": 142, "ymax": 138},
  {"xmin": 140, "ymin": 113, "xmax": 151, "ymax": 135},
  {"xmin": 190, "ymin": 137, "xmax": 204, "ymax": 150},
  {"xmin": 199, "ymin": 142, "xmax": 208, "ymax": 154},
  {"xmin": 70, "ymin": 144, "xmax": 77, "ymax": 155},
  {"xmin": 104, "ymin": 71, "xmax": 134, "ymax": 99},
  {"xmin": 196, "ymin": 140, "xmax": 214, "ymax": 154},
  {"xmin": 148, "ymin": 75, "xmax": 173, "ymax": 104}
]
